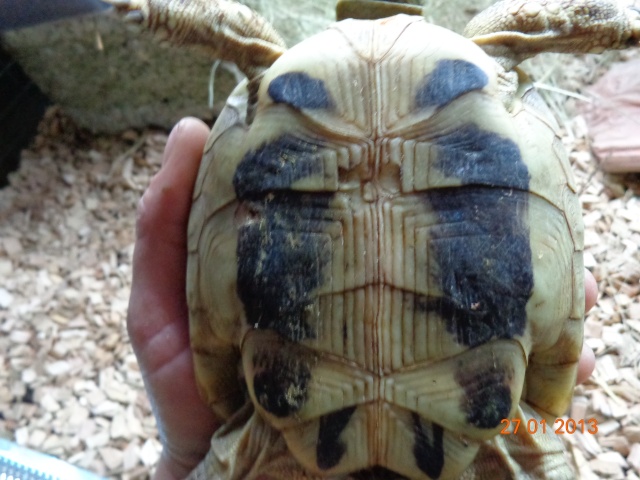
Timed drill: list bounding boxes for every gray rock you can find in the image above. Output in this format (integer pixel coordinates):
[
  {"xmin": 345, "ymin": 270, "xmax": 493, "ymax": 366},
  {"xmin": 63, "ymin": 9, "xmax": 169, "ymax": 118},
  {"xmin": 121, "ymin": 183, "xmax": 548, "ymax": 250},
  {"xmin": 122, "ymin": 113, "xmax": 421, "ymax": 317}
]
[{"xmin": 0, "ymin": 0, "xmax": 494, "ymax": 133}]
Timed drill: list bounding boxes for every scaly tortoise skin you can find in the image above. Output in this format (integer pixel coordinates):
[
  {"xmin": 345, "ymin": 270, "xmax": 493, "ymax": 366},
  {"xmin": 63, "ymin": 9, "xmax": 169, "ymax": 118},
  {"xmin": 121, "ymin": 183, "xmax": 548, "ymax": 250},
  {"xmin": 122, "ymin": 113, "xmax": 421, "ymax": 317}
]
[{"xmin": 109, "ymin": 0, "xmax": 640, "ymax": 478}]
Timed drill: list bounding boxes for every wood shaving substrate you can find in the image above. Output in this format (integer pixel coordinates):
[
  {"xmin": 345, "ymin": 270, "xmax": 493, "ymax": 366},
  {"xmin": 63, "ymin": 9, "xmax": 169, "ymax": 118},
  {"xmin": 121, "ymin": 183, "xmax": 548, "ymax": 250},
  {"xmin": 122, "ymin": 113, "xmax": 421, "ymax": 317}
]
[{"xmin": 1, "ymin": 106, "xmax": 639, "ymax": 480}]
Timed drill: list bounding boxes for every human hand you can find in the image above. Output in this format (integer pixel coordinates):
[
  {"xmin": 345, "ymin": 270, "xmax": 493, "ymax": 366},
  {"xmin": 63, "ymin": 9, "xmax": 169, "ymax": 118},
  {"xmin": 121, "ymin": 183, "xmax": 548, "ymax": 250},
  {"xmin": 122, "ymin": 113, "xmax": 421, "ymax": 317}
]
[
  {"xmin": 128, "ymin": 118, "xmax": 217, "ymax": 480},
  {"xmin": 578, "ymin": 272, "xmax": 598, "ymax": 384},
  {"xmin": 127, "ymin": 117, "xmax": 599, "ymax": 479}
]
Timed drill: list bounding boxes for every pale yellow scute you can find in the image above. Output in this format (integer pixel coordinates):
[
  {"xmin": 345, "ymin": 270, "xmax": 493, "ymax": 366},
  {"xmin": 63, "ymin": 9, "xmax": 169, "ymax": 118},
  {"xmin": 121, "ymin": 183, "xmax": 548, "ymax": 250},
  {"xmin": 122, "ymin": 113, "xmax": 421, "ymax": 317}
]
[
  {"xmin": 387, "ymin": 340, "xmax": 526, "ymax": 440},
  {"xmin": 258, "ymin": 15, "xmax": 501, "ymax": 139},
  {"xmin": 524, "ymin": 195, "xmax": 577, "ymax": 350},
  {"xmin": 511, "ymin": 62, "xmax": 584, "ymax": 422},
  {"xmin": 186, "ymin": 81, "xmax": 251, "ymax": 420},
  {"xmin": 282, "ymin": 404, "xmax": 482, "ymax": 479}
]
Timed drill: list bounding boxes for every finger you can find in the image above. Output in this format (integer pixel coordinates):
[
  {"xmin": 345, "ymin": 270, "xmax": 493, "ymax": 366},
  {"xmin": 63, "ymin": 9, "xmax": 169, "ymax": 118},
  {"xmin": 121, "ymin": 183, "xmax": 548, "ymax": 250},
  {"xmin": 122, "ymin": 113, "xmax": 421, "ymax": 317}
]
[
  {"xmin": 584, "ymin": 268, "xmax": 597, "ymax": 313},
  {"xmin": 129, "ymin": 117, "xmax": 209, "ymax": 371},
  {"xmin": 128, "ymin": 118, "xmax": 217, "ymax": 471},
  {"xmin": 577, "ymin": 268, "xmax": 598, "ymax": 384},
  {"xmin": 576, "ymin": 343, "xmax": 596, "ymax": 385}
]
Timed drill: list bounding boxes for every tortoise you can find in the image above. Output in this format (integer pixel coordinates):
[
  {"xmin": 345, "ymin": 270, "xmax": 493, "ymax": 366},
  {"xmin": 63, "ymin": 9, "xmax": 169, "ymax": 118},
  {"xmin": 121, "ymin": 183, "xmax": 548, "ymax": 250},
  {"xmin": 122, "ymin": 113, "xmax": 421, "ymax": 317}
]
[{"xmin": 108, "ymin": 0, "xmax": 639, "ymax": 478}]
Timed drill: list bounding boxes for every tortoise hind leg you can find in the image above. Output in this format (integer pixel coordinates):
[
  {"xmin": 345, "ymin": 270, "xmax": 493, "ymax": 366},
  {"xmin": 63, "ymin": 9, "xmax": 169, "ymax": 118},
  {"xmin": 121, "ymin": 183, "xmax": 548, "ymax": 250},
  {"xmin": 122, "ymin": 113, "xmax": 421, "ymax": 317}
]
[
  {"xmin": 461, "ymin": 403, "xmax": 573, "ymax": 479},
  {"xmin": 465, "ymin": 0, "xmax": 640, "ymax": 69},
  {"xmin": 187, "ymin": 403, "xmax": 322, "ymax": 480},
  {"xmin": 524, "ymin": 317, "xmax": 584, "ymax": 421}
]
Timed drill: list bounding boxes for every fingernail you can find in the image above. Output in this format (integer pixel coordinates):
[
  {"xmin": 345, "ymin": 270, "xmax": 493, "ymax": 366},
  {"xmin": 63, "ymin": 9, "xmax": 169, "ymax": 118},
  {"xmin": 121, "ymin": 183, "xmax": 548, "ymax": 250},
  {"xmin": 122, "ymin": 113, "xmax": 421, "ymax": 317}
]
[{"xmin": 163, "ymin": 118, "xmax": 190, "ymax": 166}]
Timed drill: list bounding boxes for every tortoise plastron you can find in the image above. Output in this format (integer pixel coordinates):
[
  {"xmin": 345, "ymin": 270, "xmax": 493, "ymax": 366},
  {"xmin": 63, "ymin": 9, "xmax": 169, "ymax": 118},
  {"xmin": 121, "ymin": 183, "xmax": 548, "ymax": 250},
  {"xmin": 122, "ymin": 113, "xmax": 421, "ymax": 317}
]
[{"xmin": 106, "ymin": 0, "xmax": 639, "ymax": 478}]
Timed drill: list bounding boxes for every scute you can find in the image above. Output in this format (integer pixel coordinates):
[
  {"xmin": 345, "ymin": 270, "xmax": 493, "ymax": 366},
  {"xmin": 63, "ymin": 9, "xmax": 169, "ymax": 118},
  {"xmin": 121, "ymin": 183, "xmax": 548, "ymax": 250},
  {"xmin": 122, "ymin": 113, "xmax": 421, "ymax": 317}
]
[
  {"xmin": 426, "ymin": 187, "xmax": 533, "ymax": 348},
  {"xmin": 316, "ymin": 406, "xmax": 358, "ymax": 470},
  {"xmin": 415, "ymin": 59, "xmax": 489, "ymax": 109},
  {"xmin": 233, "ymin": 135, "xmax": 329, "ymax": 197},
  {"xmin": 431, "ymin": 124, "xmax": 529, "ymax": 190},
  {"xmin": 412, "ymin": 415, "xmax": 445, "ymax": 478},
  {"xmin": 187, "ymin": 12, "xmax": 584, "ymax": 480},
  {"xmin": 251, "ymin": 346, "xmax": 312, "ymax": 417},
  {"xmin": 236, "ymin": 194, "xmax": 331, "ymax": 343},
  {"xmin": 456, "ymin": 362, "xmax": 514, "ymax": 429},
  {"xmin": 268, "ymin": 72, "xmax": 335, "ymax": 110}
]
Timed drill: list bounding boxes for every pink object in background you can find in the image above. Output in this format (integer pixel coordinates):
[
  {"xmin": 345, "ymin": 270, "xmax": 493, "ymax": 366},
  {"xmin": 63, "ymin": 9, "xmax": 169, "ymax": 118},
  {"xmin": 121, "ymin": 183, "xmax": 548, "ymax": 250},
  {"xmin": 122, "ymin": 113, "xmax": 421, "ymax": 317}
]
[{"xmin": 581, "ymin": 57, "xmax": 640, "ymax": 173}]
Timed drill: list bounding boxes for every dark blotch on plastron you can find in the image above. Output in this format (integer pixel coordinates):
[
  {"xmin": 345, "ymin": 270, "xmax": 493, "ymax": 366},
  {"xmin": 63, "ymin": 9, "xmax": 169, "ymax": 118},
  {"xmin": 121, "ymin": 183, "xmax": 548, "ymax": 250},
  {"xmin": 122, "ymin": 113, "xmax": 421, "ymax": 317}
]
[
  {"xmin": 234, "ymin": 133, "xmax": 333, "ymax": 342},
  {"xmin": 351, "ymin": 466, "xmax": 410, "ymax": 480},
  {"xmin": 237, "ymin": 194, "xmax": 332, "ymax": 342},
  {"xmin": 316, "ymin": 406, "xmax": 357, "ymax": 470},
  {"xmin": 268, "ymin": 72, "xmax": 334, "ymax": 110},
  {"xmin": 412, "ymin": 414, "xmax": 445, "ymax": 479},
  {"xmin": 424, "ymin": 124, "xmax": 533, "ymax": 347},
  {"xmin": 456, "ymin": 364, "xmax": 513, "ymax": 429},
  {"xmin": 252, "ymin": 352, "xmax": 311, "ymax": 417},
  {"xmin": 233, "ymin": 134, "xmax": 324, "ymax": 199},
  {"xmin": 425, "ymin": 187, "xmax": 533, "ymax": 347},
  {"xmin": 415, "ymin": 59, "xmax": 488, "ymax": 109},
  {"xmin": 433, "ymin": 124, "xmax": 529, "ymax": 190}
]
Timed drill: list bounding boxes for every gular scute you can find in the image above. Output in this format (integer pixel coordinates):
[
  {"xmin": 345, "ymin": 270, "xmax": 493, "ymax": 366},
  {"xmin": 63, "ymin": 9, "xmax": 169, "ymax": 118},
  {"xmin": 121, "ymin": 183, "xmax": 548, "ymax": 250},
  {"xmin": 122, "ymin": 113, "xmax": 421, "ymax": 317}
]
[
  {"xmin": 433, "ymin": 124, "xmax": 529, "ymax": 190},
  {"xmin": 268, "ymin": 71, "xmax": 334, "ymax": 110},
  {"xmin": 316, "ymin": 406, "xmax": 357, "ymax": 470},
  {"xmin": 237, "ymin": 195, "xmax": 332, "ymax": 342},
  {"xmin": 252, "ymin": 352, "xmax": 311, "ymax": 418},
  {"xmin": 456, "ymin": 363, "xmax": 513, "ymax": 429},
  {"xmin": 233, "ymin": 134, "xmax": 324, "ymax": 198},
  {"xmin": 426, "ymin": 188, "xmax": 533, "ymax": 347},
  {"xmin": 412, "ymin": 414, "xmax": 445, "ymax": 479},
  {"xmin": 415, "ymin": 59, "xmax": 488, "ymax": 109}
]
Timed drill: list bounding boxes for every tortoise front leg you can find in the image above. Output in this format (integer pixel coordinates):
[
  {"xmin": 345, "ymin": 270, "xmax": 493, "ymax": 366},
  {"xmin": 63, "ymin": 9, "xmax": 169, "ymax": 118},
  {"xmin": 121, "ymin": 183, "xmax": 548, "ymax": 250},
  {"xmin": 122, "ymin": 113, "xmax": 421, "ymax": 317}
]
[
  {"xmin": 465, "ymin": 0, "xmax": 640, "ymax": 69},
  {"xmin": 105, "ymin": 0, "xmax": 286, "ymax": 80}
]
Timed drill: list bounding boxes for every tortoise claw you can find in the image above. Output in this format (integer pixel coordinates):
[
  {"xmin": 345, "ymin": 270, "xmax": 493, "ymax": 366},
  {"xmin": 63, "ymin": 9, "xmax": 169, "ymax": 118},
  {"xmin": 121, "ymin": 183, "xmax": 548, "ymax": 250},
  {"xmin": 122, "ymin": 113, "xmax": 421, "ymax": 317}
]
[
  {"xmin": 104, "ymin": 0, "xmax": 149, "ymax": 24},
  {"xmin": 103, "ymin": 0, "xmax": 143, "ymax": 12},
  {"xmin": 123, "ymin": 10, "xmax": 145, "ymax": 23},
  {"xmin": 103, "ymin": 0, "xmax": 130, "ymax": 7}
]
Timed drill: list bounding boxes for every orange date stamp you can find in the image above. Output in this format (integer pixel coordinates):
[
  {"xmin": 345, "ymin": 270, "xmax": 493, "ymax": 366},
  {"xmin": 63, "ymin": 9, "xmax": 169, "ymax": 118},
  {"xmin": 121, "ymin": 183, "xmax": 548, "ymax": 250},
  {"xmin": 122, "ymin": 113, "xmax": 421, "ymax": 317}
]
[{"xmin": 500, "ymin": 418, "xmax": 598, "ymax": 435}]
